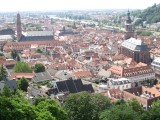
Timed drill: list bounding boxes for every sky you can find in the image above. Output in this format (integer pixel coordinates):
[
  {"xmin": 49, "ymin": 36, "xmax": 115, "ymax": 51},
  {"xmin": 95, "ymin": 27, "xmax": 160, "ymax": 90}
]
[{"xmin": 0, "ymin": 0, "xmax": 160, "ymax": 12}]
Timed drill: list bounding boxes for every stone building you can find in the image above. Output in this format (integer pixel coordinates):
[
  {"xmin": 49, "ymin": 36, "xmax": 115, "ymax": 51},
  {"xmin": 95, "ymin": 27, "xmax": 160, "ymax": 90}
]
[
  {"xmin": 124, "ymin": 10, "xmax": 134, "ymax": 40},
  {"xmin": 119, "ymin": 37, "xmax": 151, "ymax": 64}
]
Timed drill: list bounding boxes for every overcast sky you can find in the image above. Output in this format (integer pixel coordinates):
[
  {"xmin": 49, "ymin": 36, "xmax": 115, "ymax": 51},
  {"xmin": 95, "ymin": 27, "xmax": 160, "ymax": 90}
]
[{"xmin": 0, "ymin": 0, "xmax": 159, "ymax": 12}]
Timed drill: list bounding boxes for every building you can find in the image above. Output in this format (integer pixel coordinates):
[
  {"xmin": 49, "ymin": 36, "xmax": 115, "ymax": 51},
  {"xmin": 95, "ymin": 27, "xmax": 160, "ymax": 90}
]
[
  {"xmin": 16, "ymin": 12, "xmax": 54, "ymax": 42},
  {"xmin": 119, "ymin": 37, "xmax": 151, "ymax": 64},
  {"xmin": 0, "ymin": 80, "xmax": 17, "ymax": 92},
  {"xmin": 123, "ymin": 85, "xmax": 160, "ymax": 109},
  {"xmin": 3, "ymin": 40, "xmax": 65, "ymax": 53},
  {"xmin": 16, "ymin": 12, "xmax": 22, "ymax": 40},
  {"xmin": 48, "ymin": 79, "xmax": 94, "ymax": 95},
  {"xmin": 124, "ymin": 10, "xmax": 134, "ymax": 40},
  {"xmin": 151, "ymin": 57, "xmax": 160, "ymax": 75},
  {"xmin": 109, "ymin": 62, "xmax": 155, "ymax": 86}
]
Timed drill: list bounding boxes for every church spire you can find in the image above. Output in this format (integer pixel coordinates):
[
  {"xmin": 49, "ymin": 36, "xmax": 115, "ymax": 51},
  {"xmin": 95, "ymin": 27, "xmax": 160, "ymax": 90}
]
[{"xmin": 126, "ymin": 9, "xmax": 132, "ymax": 24}]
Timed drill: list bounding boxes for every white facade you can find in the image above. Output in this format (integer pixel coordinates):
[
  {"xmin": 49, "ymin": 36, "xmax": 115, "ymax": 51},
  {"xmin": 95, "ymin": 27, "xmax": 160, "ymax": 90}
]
[
  {"xmin": 127, "ymin": 73, "xmax": 155, "ymax": 86},
  {"xmin": 151, "ymin": 57, "xmax": 160, "ymax": 75},
  {"xmin": 99, "ymin": 78, "xmax": 132, "ymax": 91}
]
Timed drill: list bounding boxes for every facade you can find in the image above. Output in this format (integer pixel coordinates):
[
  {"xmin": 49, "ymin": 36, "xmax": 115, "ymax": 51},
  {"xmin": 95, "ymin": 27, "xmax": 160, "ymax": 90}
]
[
  {"xmin": 124, "ymin": 10, "xmax": 134, "ymax": 40},
  {"xmin": 99, "ymin": 78, "xmax": 131, "ymax": 92},
  {"xmin": 108, "ymin": 78, "xmax": 132, "ymax": 90},
  {"xmin": 16, "ymin": 13, "xmax": 54, "ymax": 42},
  {"xmin": 123, "ymin": 85, "xmax": 160, "ymax": 109},
  {"xmin": 3, "ymin": 40, "xmax": 65, "ymax": 53},
  {"xmin": 151, "ymin": 57, "xmax": 160, "ymax": 75},
  {"xmin": 109, "ymin": 63, "xmax": 155, "ymax": 86},
  {"xmin": 119, "ymin": 37, "xmax": 151, "ymax": 64}
]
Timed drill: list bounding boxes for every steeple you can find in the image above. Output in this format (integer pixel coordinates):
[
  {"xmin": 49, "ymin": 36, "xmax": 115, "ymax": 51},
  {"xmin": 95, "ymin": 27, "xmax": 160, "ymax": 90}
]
[
  {"xmin": 124, "ymin": 9, "xmax": 134, "ymax": 40},
  {"xmin": 126, "ymin": 9, "xmax": 132, "ymax": 24},
  {"xmin": 16, "ymin": 12, "xmax": 22, "ymax": 41}
]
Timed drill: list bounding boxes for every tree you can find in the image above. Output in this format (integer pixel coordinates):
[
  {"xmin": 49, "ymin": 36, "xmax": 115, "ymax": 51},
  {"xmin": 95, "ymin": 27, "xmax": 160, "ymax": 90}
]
[
  {"xmin": 34, "ymin": 63, "xmax": 45, "ymax": 73},
  {"xmin": 16, "ymin": 55, "xmax": 21, "ymax": 61},
  {"xmin": 127, "ymin": 98, "xmax": 144, "ymax": 114},
  {"xmin": 36, "ymin": 48, "xmax": 43, "ymax": 53},
  {"xmin": 0, "ymin": 65, "xmax": 8, "ymax": 81},
  {"xmin": 11, "ymin": 50, "xmax": 18, "ymax": 59},
  {"xmin": 100, "ymin": 104, "xmax": 141, "ymax": 120},
  {"xmin": 2, "ymin": 85, "xmax": 11, "ymax": 97},
  {"xmin": 64, "ymin": 92, "xmax": 111, "ymax": 120},
  {"xmin": 36, "ymin": 99, "xmax": 68, "ymax": 120},
  {"xmin": 141, "ymin": 100, "xmax": 160, "ymax": 120},
  {"xmin": 0, "ymin": 96, "xmax": 36, "ymax": 120},
  {"xmin": 14, "ymin": 62, "xmax": 32, "ymax": 73},
  {"xmin": 140, "ymin": 31, "xmax": 152, "ymax": 36},
  {"xmin": 18, "ymin": 77, "xmax": 29, "ymax": 92}
]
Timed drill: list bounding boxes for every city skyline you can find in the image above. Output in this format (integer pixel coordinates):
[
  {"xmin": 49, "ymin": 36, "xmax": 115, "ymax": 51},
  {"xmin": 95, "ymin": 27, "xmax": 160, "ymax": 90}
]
[{"xmin": 0, "ymin": 0, "xmax": 160, "ymax": 12}]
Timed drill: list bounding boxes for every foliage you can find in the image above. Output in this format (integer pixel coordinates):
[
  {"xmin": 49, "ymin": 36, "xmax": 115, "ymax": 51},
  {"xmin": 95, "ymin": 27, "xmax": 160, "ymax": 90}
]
[
  {"xmin": 64, "ymin": 92, "xmax": 111, "ymax": 120},
  {"xmin": 138, "ymin": 4, "xmax": 160, "ymax": 23},
  {"xmin": 140, "ymin": 30, "xmax": 152, "ymax": 36},
  {"xmin": 36, "ymin": 48, "xmax": 43, "ymax": 53},
  {"xmin": 2, "ymin": 85, "xmax": 11, "ymax": 97},
  {"xmin": 0, "ymin": 65, "xmax": 8, "ymax": 81},
  {"xmin": 0, "ymin": 94, "xmax": 68, "ymax": 120},
  {"xmin": 16, "ymin": 55, "xmax": 21, "ymax": 61},
  {"xmin": 34, "ymin": 63, "xmax": 45, "ymax": 73},
  {"xmin": 100, "ymin": 104, "xmax": 141, "ymax": 120},
  {"xmin": 33, "ymin": 97, "xmax": 46, "ymax": 106},
  {"xmin": 141, "ymin": 100, "xmax": 160, "ymax": 120},
  {"xmin": 11, "ymin": 50, "xmax": 18, "ymax": 59},
  {"xmin": 36, "ymin": 99, "xmax": 68, "ymax": 120},
  {"xmin": 18, "ymin": 77, "xmax": 29, "ymax": 92},
  {"xmin": 14, "ymin": 61, "xmax": 32, "ymax": 73},
  {"xmin": 127, "ymin": 99, "xmax": 144, "ymax": 114},
  {"xmin": 0, "ymin": 96, "xmax": 36, "ymax": 120}
]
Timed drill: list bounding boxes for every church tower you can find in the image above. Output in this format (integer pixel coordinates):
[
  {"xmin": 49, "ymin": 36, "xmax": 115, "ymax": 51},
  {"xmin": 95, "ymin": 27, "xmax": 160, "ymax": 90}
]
[
  {"xmin": 124, "ymin": 10, "xmax": 134, "ymax": 40},
  {"xmin": 16, "ymin": 12, "xmax": 22, "ymax": 41}
]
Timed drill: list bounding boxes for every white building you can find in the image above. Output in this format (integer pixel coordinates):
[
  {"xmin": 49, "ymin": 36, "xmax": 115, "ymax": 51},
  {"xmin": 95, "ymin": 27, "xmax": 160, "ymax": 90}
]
[{"xmin": 98, "ymin": 78, "xmax": 131, "ymax": 91}]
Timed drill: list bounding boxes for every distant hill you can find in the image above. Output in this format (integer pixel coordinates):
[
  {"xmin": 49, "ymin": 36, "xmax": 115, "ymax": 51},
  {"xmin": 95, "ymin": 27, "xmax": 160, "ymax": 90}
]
[{"xmin": 138, "ymin": 4, "xmax": 160, "ymax": 24}]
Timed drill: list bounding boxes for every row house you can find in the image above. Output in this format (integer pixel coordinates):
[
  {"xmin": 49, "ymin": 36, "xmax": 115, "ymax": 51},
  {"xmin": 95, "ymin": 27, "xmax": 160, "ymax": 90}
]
[{"xmin": 109, "ymin": 62, "xmax": 155, "ymax": 86}]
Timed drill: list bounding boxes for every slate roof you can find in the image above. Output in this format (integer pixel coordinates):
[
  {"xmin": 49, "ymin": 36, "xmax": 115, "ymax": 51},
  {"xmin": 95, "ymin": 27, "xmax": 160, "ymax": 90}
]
[
  {"xmin": 0, "ymin": 28, "xmax": 15, "ymax": 35},
  {"xmin": 32, "ymin": 72, "xmax": 53, "ymax": 83},
  {"xmin": 122, "ymin": 37, "xmax": 148, "ymax": 51},
  {"xmin": 48, "ymin": 79, "xmax": 94, "ymax": 95},
  {"xmin": 19, "ymin": 35, "xmax": 54, "ymax": 42},
  {"xmin": 0, "ymin": 80, "xmax": 17, "ymax": 92},
  {"xmin": 25, "ymin": 31, "xmax": 53, "ymax": 36}
]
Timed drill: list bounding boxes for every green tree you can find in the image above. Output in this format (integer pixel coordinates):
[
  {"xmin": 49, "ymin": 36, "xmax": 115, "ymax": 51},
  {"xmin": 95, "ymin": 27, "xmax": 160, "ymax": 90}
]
[
  {"xmin": 18, "ymin": 77, "xmax": 29, "ymax": 92},
  {"xmin": 100, "ymin": 104, "xmax": 141, "ymax": 120},
  {"xmin": 64, "ymin": 92, "xmax": 111, "ymax": 120},
  {"xmin": 36, "ymin": 48, "xmax": 43, "ymax": 53},
  {"xmin": 0, "ymin": 65, "xmax": 8, "ymax": 81},
  {"xmin": 0, "ymin": 96, "xmax": 36, "ymax": 120},
  {"xmin": 140, "ymin": 30, "xmax": 152, "ymax": 36},
  {"xmin": 34, "ymin": 63, "xmax": 45, "ymax": 73},
  {"xmin": 11, "ymin": 50, "xmax": 18, "ymax": 59},
  {"xmin": 14, "ymin": 61, "xmax": 32, "ymax": 73},
  {"xmin": 127, "ymin": 98, "xmax": 144, "ymax": 114},
  {"xmin": 16, "ymin": 55, "xmax": 21, "ymax": 61},
  {"xmin": 36, "ymin": 99, "xmax": 68, "ymax": 120},
  {"xmin": 141, "ymin": 100, "xmax": 160, "ymax": 120},
  {"xmin": 2, "ymin": 85, "xmax": 11, "ymax": 97}
]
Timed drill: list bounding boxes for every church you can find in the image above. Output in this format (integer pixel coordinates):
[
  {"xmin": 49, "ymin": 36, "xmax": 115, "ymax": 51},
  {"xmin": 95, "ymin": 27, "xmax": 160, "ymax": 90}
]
[
  {"xmin": 16, "ymin": 12, "xmax": 54, "ymax": 42},
  {"xmin": 119, "ymin": 10, "xmax": 151, "ymax": 64}
]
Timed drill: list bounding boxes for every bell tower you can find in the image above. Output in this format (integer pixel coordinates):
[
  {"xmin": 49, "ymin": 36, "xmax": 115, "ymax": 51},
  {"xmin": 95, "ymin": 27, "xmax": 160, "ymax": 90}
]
[
  {"xmin": 16, "ymin": 12, "xmax": 22, "ymax": 41},
  {"xmin": 124, "ymin": 10, "xmax": 134, "ymax": 40}
]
